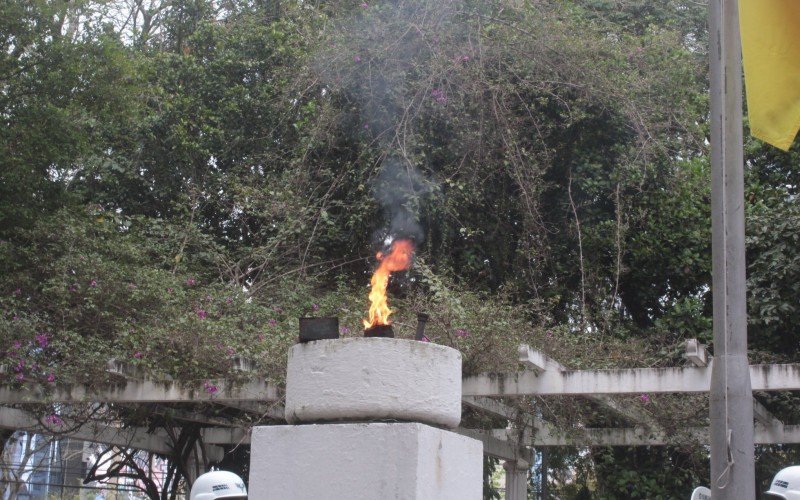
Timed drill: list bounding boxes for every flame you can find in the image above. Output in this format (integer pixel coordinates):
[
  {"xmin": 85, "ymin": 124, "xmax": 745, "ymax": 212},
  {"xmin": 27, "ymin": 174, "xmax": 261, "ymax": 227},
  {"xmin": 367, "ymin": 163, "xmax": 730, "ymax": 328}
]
[{"xmin": 363, "ymin": 239, "xmax": 415, "ymax": 329}]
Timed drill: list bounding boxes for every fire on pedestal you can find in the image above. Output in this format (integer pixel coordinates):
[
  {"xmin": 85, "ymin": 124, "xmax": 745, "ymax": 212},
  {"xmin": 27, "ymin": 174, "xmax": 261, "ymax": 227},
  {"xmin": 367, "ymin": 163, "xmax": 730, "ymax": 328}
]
[{"xmin": 248, "ymin": 337, "xmax": 483, "ymax": 499}]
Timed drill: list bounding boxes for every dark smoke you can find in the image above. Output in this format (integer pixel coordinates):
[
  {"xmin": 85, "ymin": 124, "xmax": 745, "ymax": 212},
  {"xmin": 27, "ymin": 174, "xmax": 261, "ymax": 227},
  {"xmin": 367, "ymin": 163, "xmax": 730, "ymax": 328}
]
[
  {"xmin": 313, "ymin": 1, "xmax": 454, "ymax": 245},
  {"xmin": 372, "ymin": 158, "xmax": 435, "ymax": 245}
]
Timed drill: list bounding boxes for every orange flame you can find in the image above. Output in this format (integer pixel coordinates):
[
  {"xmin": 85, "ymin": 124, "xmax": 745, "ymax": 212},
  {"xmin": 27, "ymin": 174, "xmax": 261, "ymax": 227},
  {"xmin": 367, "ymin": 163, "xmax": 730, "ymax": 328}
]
[{"xmin": 363, "ymin": 239, "xmax": 415, "ymax": 329}]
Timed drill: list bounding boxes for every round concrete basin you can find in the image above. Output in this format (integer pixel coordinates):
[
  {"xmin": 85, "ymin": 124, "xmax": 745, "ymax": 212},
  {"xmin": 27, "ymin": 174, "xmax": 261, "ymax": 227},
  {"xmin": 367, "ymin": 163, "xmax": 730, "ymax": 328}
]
[{"xmin": 284, "ymin": 338, "xmax": 462, "ymax": 428}]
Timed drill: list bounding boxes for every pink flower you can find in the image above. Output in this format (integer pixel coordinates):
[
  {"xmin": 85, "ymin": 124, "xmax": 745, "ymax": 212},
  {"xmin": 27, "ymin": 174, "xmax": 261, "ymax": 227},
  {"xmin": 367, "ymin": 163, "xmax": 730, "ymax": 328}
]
[
  {"xmin": 363, "ymin": 123, "xmax": 369, "ymax": 130},
  {"xmin": 12, "ymin": 315, "xmax": 18, "ymax": 321},
  {"xmin": 640, "ymin": 393, "xmax": 650, "ymax": 403},
  {"xmin": 546, "ymin": 330, "xmax": 554, "ymax": 338},
  {"xmin": 420, "ymin": 335, "xmax": 430, "ymax": 343},
  {"xmin": 258, "ymin": 334, "xmax": 265, "ymax": 342},
  {"xmin": 35, "ymin": 333, "xmax": 49, "ymax": 348},
  {"xmin": 430, "ymin": 88, "xmax": 447, "ymax": 104},
  {"xmin": 12, "ymin": 341, "xmax": 21, "ymax": 351},
  {"xmin": 460, "ymin": 55, "xmax": 470, "ymax": 62},
  {"xmin": 226, "ymin": 347, "xmax": 236, "ymax": 356},
  {"xmin": 69, "ymin": 284, "xmax": 77, "ymax": 292},
  {"xmin": 454, "ymin": 328, "xmax": 469, "ymax": 338},
  {"xmin": 196, "ymin": 309, "xmax": 208, "ymax": 319},
  {"xmin": 15, "ymin": 373, "xmax": 24, "ymax": 382},
  {"xmin": 360, "ymin": 2, "xmax": 368, "ymax": 7},
  {"xmin": 268, "ymin": 319, "xmax": 277, "ymax": 326},
  {"xmin": 13, "ymin": 288, "xmax": 21, "ymax": 296},
  {"xmin": 203, "ymin": 381, "xmax": 219, "ymax": 394},
  {"xmin": 353, "ymin": 55, "xmax": 362, "ymax": 63},
  {"xmin": 226, "ymin": 297, "xmax": 233, "ymax": 304},
  {"xmin": 46, "ymin": 373, "xmax": 56, "ymax": 383},
  {"xmin": 133, "ymin": 351, "xmax": 143, "ymax": 359},
  {"xmin": 273, "ymin": 307, "xmax": 283, "ymax": 314},
  {"xmin": 340, "ymin": 326, "xmax": 350, "ymax": 334},
  {"xmin": 44, "ymin": 414, "xmax": 63, "ymax": 426},
  {"xmin": 186, "ymin": 278, "xmax": 196, "ymax": 286},
  {"xmin": 311, "ymin": 303, "xmax": 319, "ymax": 312},
  {"xmin": 128, "ymin": 283, "xmax": 137, "ymax": 290},
  {"xmin": 167, "ymin": 287, "xmax": 174, "ymax": 294},
  {"xmin": 89, "ymin": 279, "xmax": 97, "ymax": 287}
]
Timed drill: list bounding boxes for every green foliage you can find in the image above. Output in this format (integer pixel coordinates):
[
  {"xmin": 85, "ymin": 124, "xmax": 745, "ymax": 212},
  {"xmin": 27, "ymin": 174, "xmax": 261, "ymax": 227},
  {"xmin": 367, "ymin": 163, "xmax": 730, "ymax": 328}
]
[
  {"xmin": 745, "ymin": 160, "xmax": 800, "ymax": 354},
  {"xmin": 2, "ymin": 0, "xmax": 800, "ymax": 498}
]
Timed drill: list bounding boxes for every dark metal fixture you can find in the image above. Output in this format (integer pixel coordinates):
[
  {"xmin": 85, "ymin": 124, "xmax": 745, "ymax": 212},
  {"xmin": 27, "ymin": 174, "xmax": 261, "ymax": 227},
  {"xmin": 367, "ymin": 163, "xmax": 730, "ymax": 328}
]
[
  {"xmin": 364, "ymin": 324, "xmax": 394, "ymax": 338},
  {"xmin": 299, "ymin": 317, "xmax": 339, "ymax": 343},
  {"xmin": 415, "ymin": 313, "xmax": 429, "ymax": 341}
]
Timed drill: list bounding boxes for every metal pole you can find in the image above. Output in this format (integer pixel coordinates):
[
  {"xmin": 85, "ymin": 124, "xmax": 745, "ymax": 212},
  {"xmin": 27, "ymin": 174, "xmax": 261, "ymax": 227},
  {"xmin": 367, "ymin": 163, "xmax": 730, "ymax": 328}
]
[{"xmin": 708, "ymin": 0, "xmax": 755, "ymax": 497}]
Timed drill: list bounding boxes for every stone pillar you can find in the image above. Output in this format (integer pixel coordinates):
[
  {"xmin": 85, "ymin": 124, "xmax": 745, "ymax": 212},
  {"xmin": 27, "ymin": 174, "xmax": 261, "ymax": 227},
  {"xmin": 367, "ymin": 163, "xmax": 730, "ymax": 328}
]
[
  {"xmin": 504, "ymin": 460, "xmax": 529, "ymax": 500},
  {"xmin": 249, "ymin": 338, "xmax": 484, "ymax": 500}
]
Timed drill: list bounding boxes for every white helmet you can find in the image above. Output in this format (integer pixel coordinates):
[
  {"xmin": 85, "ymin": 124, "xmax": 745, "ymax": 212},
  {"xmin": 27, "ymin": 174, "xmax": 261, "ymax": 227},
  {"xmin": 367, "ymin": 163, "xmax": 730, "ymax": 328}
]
[
  {"xmin": 766, "ymin": 466, "xmax": 800, "ymax": 499},
  {"xmin": 190, "ymin": 471, "xmax": 248, "ymax": 500}
]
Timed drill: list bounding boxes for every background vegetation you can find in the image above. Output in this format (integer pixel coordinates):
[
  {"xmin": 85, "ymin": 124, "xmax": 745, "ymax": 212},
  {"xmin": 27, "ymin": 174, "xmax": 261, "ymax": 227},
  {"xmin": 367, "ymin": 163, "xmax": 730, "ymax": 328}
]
[{"xmin": 2, "ymin": 0, "xmax": 800, "ymax": 497}]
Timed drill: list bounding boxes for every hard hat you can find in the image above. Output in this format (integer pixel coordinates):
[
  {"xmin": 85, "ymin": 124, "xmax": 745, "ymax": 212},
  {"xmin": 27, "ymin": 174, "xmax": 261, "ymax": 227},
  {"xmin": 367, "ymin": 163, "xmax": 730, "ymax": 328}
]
[
  {"xmin": 766, "ymin": 466, "xmax": 800, "ymax": 499},
  {"xmin": 190, "ymin": 471, "xmax": 247, "ymax": 500},
  {"xmin": 690, "ymin": 486, "xmax": 711, "ymax": 500}
]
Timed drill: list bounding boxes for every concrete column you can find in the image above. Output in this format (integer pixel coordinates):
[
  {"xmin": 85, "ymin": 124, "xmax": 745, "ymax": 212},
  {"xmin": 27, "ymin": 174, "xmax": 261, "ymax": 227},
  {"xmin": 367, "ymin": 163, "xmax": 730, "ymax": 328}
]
[
  {"xmin": 251, "ymin": 339, "xmax": 482, "ymax": 499},
  {"xmin": 250, "ymin": 422, "xmax": 482, "ymax": 500},
  {"xmin": 708, "ymin": 0, "xmax": 755, "ymax": 497},
  {"xmin": 184, "ymin": 453, "xmax": 198, "ymax": 500},
  {"xmin": 504, "ymin": 461, "xmax": 529, "ymax": 500}
]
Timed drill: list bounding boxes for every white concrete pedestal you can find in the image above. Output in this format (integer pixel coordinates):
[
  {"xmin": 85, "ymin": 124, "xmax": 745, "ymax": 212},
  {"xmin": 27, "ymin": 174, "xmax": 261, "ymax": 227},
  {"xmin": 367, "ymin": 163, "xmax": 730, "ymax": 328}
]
[
  {"xmin": 249, "ymin": 422, "xmax": 482, "ymax": 500},
  {"xmin": 504, "ymin": 460, "xmax": 530, "ymax": 500}
]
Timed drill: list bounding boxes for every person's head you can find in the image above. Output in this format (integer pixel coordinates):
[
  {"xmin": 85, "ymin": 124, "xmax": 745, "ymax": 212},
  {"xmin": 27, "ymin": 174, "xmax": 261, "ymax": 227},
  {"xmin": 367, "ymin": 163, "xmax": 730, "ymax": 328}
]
[
  {"xmin": 766, "ymin": 466, "xmax": 800, "ymax": 499},
  {"xmin": 189, "ymin": 470, "xmax": 247, "ymax": 500}
]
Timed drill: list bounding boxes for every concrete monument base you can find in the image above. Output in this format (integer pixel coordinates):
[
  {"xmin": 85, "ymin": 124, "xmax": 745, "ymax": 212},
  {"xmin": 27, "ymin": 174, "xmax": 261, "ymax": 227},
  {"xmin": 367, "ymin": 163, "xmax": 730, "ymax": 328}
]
[
  {"xmin": 284, "ymin": 338, "xmax": 463, "ymax": 428},
  {"xmin": 248, "ymin": 422, "xmax": 482, "ymax": 500}
]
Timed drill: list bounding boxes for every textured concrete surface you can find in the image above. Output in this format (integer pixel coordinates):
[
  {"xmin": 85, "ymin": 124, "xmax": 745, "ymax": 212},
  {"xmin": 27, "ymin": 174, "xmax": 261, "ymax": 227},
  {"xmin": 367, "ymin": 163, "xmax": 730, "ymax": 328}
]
[
  {"xmin": 249, "ymin": 422, "xmax": 482, "ymax": 500},
  {"xmin": 285, "ymin": 338, "xmax": 462, "ymax": 428}
]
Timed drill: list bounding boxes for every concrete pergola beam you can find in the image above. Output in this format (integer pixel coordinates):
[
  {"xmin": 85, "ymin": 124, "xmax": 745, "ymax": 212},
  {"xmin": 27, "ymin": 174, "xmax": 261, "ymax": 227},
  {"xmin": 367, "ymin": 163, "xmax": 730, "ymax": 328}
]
[
  {"xmin": 530, "ymin": 424, "xmax": 800, "ymax": 447},
  {"xmin": 685, "ymin": 339, "xmax": 710, "ymax": 367},
  {"xmin": 134, "ymin": 404, "xmax": 243, "ymax": 427},
  {"xmin": 201, "ymin": 427, "xmax": 250, "ymax": 446},
  {"xmin": 0, "ymin": 406, "xmax": 228, "ymax": 461},
  {"xmin": 462, "ymin": 396, "xmax": 520, "ymax": 422},
  {"xmin": 0, "ymin": 406, "xmax": 173, "ymax": 455},
  {"xmin": 462, "ymin": 364, "xmax": 800, "ymax": 397},
  {"xmin": 0, "ymin": 378, "xmax": 280, "ymax": 404},
  {"xmin": 516, "ymin": 345, "xmax": 658, "ymax": 427},
  {"xmin": 212, "ymin": 401, "xmax": 285, "ymax": 422},
  {"xmin": 199, "ymin": 425, "xmax": 534, "ymax": 465},
  {"xmin": 457, "ymin": 428, "xmax": 530, "ymax": 466},
  {"xmin": 753, "ymin": 400, "xmax": 784, "ymax": 431},
  {"xmin": 518, "ymin": 344, "xmax": 551, "ymax": 373}
]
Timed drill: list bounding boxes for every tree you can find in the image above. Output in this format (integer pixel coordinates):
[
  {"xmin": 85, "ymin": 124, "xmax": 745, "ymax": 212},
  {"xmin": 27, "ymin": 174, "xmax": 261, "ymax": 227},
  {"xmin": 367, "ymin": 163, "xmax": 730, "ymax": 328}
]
[{"xmin": 2, "ymin": 0, "xmax": 799, "ymax": 497}]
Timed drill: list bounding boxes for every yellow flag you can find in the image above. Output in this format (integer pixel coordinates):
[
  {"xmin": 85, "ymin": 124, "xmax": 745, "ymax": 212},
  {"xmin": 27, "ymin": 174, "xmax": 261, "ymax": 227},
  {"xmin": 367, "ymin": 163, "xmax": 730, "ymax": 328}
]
[{"xmin": 739, "ymin": 0, "xmax": 800, "ymax": 151}]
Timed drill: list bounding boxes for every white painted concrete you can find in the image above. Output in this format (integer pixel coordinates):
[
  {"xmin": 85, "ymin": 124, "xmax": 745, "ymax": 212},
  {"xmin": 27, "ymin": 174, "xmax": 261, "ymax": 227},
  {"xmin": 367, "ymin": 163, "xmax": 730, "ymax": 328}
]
[
  {"xmin": 0, "ymin": 378, "xmax": 279, "ymax": 403},
  {"xmin": 456, "ymin": 428, "xmax": 528, "ymax": 465},
  {"xmin": 0, "ymin": 407, "xmax": 226, "ymax": 461},
  {"xmin": 462, "ymin": 363, "xmax": 800, "ymax": 397},
  {"xmin": 529, "ymin": 424, "xmax": 800, "ymax": 446},
  {"xmin": 503, "ymin": 461, "xmax": 529, "ymax": 500},
  {"xmin": 249, "ymin": 422, "xmax": 482, "ymax": 500},
  {"xmin": 285, "ymin": 338, "xmax": 462, "ymax": 428}
]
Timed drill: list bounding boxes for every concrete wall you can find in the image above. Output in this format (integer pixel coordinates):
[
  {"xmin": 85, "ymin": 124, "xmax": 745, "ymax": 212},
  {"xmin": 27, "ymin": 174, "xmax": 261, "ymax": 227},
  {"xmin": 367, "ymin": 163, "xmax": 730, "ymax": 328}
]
[
  {"xmin": 249, "ymin": 423, "xmax": 482, "ymax": 500},
  {"xmin": 285, "ymin": 339, "xmax": 462, "ymax": 429}
]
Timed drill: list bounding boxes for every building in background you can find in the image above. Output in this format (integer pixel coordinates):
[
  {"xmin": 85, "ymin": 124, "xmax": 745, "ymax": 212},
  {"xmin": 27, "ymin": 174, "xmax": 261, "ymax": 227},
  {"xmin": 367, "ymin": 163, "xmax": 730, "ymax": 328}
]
[{"xmin": 2, "ymin": 432, "xmax": 155, "ymax": 499}]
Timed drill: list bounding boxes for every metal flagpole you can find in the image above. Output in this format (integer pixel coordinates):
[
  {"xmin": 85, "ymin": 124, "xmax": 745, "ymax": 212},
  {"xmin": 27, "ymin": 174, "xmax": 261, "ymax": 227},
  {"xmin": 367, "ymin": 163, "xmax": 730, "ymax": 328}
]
[{"xmin": 708, "ymin": 0, "xmax": 755, "ymax": 497}]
